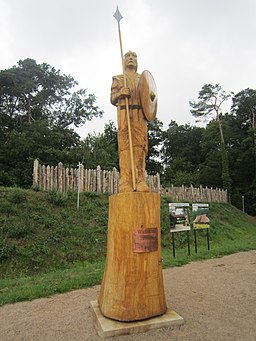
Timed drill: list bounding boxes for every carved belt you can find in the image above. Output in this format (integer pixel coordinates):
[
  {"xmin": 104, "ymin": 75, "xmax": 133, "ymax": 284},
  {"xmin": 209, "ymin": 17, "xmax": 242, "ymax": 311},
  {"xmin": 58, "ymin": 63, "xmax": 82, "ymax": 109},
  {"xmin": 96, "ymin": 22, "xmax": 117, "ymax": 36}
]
[{"xmin": 120, "ymin": 105, "xmax": 142, "ymax": 110}]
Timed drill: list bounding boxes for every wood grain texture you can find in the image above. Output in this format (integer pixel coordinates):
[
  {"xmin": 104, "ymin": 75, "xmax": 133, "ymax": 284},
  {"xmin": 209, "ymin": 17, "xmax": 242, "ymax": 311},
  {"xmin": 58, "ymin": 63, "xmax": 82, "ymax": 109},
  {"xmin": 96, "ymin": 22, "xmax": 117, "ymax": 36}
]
[{"xmin": 98, "ymin": 192, "xmax": 167, "ymax": 321}]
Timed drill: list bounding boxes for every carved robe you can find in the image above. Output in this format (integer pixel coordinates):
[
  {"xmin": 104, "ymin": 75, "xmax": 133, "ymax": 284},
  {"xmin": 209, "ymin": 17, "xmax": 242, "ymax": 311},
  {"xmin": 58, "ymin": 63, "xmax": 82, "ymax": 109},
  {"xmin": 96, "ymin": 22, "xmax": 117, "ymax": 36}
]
[{"xmin": 111, "ymin": 72, "xmax": 149, "ymax": 192}]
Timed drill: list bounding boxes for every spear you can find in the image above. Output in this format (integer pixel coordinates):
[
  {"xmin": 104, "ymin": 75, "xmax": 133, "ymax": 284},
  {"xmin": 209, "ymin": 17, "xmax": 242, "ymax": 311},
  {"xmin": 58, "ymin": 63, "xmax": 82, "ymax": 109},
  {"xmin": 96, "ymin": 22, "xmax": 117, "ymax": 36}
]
[{"xmin": 113, "ymin": 6, "xmax": 136, "ymax": 191}]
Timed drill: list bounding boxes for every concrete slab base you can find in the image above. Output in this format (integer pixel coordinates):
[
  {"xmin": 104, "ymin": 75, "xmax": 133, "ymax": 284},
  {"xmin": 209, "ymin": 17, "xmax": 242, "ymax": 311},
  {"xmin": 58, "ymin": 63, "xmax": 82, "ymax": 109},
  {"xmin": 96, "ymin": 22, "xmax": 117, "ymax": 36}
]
[{"xmin": 90, "ymin": 301, "xmax": 184, "ymax": 338}]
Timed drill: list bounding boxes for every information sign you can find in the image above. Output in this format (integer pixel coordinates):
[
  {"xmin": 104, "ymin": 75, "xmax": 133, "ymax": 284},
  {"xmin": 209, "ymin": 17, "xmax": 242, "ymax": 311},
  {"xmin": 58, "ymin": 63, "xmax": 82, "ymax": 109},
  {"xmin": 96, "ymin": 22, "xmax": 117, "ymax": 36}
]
[
  {"xmin": 192, "ymin": 203, "xmax": 210, "ymax": 252},
  {"xmin": 192, "ymin": 203, "xmax": 210, "ymax": 229},
  {"xmin": 169, "ymin": 203, "xmax": 191, "ymax": 257},
  {"xmin": 169, "ymin": 203, "xmax": 191, "ymax": 231}
]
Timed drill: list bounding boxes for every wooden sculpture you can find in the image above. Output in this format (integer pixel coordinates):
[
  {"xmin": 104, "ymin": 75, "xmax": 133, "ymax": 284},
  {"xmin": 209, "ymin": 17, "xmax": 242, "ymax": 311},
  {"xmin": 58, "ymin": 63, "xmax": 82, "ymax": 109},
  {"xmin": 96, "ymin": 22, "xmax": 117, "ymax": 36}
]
[
  {"xmin": 98, "ymin": 6, "xmax": 166, "ymax": 322},
  {"xmin": 110, "ymin": 51, "xmax": 151, "ymax": 193},
  {"xmin": 98, "ymin": 51, "xmax": 167, "ymax": 321}
]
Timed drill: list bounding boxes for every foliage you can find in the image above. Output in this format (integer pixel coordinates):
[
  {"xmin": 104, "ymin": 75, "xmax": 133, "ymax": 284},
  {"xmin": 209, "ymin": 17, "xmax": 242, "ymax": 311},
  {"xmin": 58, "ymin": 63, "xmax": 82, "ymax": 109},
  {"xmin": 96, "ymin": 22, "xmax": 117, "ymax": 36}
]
[
  {"xmin": 0, "ymin": 59, "xmax": 103, "ymax": 188},
  {"xmin": 229, "ymin": 89, "xmax": 256, "ymax": 214},
  {"xmin": 4, "ymin": 224, "xmax": 34, "ymax": 239},
  {"xmin": 76, "ymin": 132, "xmax": 118, "ymax": 170},
  {"xmin": 189, "ymin": 83, "xmax": 232, "ymax": 122},
  {"xmin": 189, "ymin": 84, "xmax": 232, "ymax": 192},
  {"xmin": 0, "ymin": 120, "xmax": 81, "ymax": 187},
  {"xmin": 147, "ymin": 118, "xmax": 164, "ymax": 174},
  {"xmin": 46, "ymin": 190, "xmax": 69, "ymax": 207},
  {"xmin": 231, "ymin": 88, "xmax": 256, "ymax": 130},
  {"xmin": 198, "ymin": 121, "xmax": 224, "ymax": 188},
  {"xmin": 103, "ymin": 120, "xmax": 118, "ymax": 153},
  {"xmin": 7, "ymin": 188, "xmax": 27, "ymax": 204},
  {"xmin": 0, "ymin": 242, "xmax": 13, "ymax": 261},
  {"xmin": 0, "ymin": 58, "xmax": 103, "ymax": 130},
  {"xmin": 162, "ymin": 121, "xmax": 203, "ymax": 186}
]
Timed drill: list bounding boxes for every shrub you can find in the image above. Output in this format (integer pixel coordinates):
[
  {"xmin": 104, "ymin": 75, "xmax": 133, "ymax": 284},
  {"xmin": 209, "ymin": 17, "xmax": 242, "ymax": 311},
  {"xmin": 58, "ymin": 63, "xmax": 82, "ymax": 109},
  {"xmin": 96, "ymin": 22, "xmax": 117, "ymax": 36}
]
[
  {"xmin": 0, "ymin": 241, "xmax": 12, "ymax": 261},
  {"xmin": 47, "ymin": 190, "xmax": 68, "ymax": 206},
  {"xmin": 83, "ymin": 191, "xmax": 100, "ymax": 198},
  {"xmin": 0, "ymin": 201, "xmax": 17, "ymax": 215},
  {"xmin": 4, "ymin": 224, "xmax": 34, "ymax": 239},
  {"xmin": 7, "ymin": 188, "xmax": 27, "ymax": 204}
]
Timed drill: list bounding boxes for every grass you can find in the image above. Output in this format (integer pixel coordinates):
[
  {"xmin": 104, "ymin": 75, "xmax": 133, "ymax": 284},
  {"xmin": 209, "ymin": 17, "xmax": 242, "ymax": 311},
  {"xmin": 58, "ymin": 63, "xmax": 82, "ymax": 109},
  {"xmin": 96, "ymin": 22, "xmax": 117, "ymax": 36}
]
[
  {"xmin": 0, "ymin": 188, "xmax": 108, "ymax": 277},
  {"xmin": 0, "ymin": 187, "xmax": 255, "ymax": 306},
  {"xmin": 0, "ymin": 261, "xmax": 105, "ymax": 306}
]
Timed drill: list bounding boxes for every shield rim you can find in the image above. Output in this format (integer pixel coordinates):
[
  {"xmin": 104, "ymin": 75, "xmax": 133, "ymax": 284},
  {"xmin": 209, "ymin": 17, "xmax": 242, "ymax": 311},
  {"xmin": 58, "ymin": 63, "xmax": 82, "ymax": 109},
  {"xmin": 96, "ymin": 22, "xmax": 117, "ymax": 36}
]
[{"xmin": 139, "ymin": 70, "xmax": 158, "ymax": 122}]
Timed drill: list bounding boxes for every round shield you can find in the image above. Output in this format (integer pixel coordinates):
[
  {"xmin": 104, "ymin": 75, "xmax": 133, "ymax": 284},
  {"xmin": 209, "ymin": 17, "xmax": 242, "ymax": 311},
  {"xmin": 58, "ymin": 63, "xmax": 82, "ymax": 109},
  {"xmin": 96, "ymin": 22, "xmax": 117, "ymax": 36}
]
[{"xmin": 139, "ymin": 70, "xmax": 158, "ymax": 121}]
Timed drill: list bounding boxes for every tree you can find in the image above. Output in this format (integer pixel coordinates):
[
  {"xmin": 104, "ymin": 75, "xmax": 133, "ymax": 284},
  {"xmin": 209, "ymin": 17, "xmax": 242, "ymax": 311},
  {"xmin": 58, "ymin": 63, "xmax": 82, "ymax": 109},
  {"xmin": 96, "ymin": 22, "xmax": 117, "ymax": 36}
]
[
  {"xmin": 0, "ymin": 58, "xmax": 103, "ymax": 132},
  {"xmin": 76, "ymin": 130, "xmax": 118, "ymax": 171},
  {"xmin": 146, "ymin": 118, "xmax": 164, "ymax": 174},
  {"xmin": 0, "ymin": 121, "xmax": 80, "ymax": 187},
  {"xmin": 189, "ymin": 84, "xmax": 232, "ymax": 194},
  {"xmin": 0, "ymin": 58, "xmax": 103, "ymax": 187},
  {"xmin": 198, "ymin": 120, "xmax": 224, "ymax": 188},
  {"xmin": 230, "ymin": 89, "xmax": 256, "ymax": 214},
  {"xmin": 231, "ymin": 88, "xmax": 256, "ymax": 179},
  {"xmin": 161, "ymin": 121, "xmax": 204, "ymax": 186},
  {"xmin": 103, "ymin": 120, "xmax": 118, "ymax": 154}
]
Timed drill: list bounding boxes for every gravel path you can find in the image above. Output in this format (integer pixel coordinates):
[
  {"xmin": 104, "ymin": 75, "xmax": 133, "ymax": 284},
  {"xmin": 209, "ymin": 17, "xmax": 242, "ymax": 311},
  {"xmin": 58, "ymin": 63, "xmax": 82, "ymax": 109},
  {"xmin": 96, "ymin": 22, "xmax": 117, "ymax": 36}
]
[{"xmin": 1, "ymin": 250, "xmax": 255, "ymax": 341}]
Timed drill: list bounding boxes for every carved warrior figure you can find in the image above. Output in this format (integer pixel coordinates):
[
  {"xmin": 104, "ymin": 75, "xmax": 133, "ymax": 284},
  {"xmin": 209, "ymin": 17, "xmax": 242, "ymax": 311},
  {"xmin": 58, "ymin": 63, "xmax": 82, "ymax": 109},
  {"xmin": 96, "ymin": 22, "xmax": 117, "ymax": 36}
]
[{"xmin": 111, "ymin": 51, "xmax": 154, "ymax": 193}]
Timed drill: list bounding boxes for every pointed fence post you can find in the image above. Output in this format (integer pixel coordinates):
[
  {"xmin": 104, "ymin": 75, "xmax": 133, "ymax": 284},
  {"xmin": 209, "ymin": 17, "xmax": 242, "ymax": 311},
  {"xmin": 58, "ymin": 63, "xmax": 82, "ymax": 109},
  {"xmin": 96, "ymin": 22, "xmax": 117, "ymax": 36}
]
[
  {"xmin": 33, "ymin": 159, "xmax": 39, "ymax": 188},
  {"xmin": 97, "ymin": 165, "xmax": 102, "ymax": 193}
]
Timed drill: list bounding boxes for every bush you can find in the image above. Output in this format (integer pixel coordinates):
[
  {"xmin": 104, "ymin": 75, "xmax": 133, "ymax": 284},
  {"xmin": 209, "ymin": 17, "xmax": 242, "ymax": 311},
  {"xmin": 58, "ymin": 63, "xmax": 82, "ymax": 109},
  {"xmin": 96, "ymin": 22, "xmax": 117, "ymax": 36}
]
[
  {"xmin": 47, "ymin": 190, "xmax": 68, "ymax": 206},
  {"xmin": 0, "ymin": 241, "xmax": 12, "ymax": 261},
  {"xmin": 0, "ymin": 201, "xmax": 17, "ymax": 215},
  {"xmin": 7, "ymin": 188, "xmax": 27, "ymax": 204},
  {"xmin": 4, "ymin": 224, "xmax": 34, "ymax": 239},
  {"xmin": 83, "ymin": 191, "xmax": 100, "ymax": 198}
]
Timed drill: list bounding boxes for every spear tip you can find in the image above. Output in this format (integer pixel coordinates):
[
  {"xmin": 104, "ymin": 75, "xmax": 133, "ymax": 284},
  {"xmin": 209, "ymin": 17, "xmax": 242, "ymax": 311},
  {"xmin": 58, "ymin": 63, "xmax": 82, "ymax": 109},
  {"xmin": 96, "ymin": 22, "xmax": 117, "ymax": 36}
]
[{"xmin": 113, "ymin": 5, "xmax": 123, "ymax": 22}]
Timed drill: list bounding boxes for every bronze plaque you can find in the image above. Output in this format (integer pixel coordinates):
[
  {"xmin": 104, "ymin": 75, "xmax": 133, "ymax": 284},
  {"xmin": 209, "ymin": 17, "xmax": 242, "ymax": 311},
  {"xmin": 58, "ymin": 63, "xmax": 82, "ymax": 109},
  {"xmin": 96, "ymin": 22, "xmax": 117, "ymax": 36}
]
[{"xmin": 133, "ymin": 228, "xmax": 158, "ymax": 253}]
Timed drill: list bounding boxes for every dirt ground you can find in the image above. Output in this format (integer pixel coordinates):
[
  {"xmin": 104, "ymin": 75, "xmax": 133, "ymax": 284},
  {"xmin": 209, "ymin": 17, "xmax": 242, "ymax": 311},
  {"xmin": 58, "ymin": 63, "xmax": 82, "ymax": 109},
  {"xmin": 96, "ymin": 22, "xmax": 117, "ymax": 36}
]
[{"xmin": 1, "ymin": 250, "xmax": 255, "ymax": 341}]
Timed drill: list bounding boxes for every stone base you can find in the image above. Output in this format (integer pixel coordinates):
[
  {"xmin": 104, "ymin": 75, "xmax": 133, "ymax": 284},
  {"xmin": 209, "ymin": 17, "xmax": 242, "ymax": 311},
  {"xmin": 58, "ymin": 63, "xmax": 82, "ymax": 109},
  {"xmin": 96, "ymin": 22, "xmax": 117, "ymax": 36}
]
[{"xmin": 90, "ymin": 301, "xmax": 184, "ymax": 338}]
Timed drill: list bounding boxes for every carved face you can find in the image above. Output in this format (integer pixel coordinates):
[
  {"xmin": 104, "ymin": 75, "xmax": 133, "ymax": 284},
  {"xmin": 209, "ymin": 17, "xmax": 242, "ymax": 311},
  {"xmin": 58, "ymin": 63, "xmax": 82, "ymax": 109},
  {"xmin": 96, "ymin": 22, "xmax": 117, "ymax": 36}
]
[{"xmin": 124, "ymin": 51, "xmax": 138, "ymax": 71}]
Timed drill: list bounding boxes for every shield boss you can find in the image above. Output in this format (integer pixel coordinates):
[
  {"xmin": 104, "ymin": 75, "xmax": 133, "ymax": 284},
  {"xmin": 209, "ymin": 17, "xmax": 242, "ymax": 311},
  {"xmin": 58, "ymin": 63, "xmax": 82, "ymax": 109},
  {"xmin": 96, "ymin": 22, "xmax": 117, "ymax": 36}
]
[{"xmin": 139, "ymin": 70, "xmax": 158, "ymax": 121}]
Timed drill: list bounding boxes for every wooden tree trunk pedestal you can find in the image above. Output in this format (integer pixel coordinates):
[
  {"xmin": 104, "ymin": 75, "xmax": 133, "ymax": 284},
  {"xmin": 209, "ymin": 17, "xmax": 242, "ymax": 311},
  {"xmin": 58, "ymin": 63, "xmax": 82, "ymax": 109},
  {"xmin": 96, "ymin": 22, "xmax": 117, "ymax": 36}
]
[{"xmin": 98, "ymin": 192, "xmax": 167, "ymax": 322}]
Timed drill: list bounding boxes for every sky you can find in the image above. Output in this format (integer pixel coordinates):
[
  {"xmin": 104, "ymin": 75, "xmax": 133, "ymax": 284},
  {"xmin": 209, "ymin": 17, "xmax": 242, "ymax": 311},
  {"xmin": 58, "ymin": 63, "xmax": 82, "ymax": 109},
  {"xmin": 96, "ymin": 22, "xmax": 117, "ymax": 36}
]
[{"xmin": 1, "ymin": 0, "xmax": 256, "ymax": 138}]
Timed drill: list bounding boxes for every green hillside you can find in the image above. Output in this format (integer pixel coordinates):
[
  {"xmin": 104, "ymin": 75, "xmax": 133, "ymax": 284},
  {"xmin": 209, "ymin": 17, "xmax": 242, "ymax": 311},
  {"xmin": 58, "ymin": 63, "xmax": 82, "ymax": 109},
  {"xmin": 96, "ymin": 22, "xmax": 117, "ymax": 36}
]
[{"xmin": 0, "ymin": 187, "xmax": 255, "ymax": 306}]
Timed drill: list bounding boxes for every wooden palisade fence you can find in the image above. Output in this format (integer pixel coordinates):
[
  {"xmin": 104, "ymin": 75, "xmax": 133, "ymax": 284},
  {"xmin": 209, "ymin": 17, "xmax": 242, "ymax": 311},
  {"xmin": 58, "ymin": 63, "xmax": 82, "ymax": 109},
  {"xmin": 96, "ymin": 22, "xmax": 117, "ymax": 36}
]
[{"xmin": 33, "ymin": 159, "xmax": 228, "ymax": 203}]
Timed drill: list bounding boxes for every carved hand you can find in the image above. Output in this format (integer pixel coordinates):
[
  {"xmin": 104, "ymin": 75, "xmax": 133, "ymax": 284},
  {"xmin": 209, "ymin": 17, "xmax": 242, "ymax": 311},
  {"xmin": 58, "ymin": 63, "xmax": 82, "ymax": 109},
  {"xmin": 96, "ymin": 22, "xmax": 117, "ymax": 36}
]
[{"xmin": 119, "ymin": 87, "xmax": 131, "ymax": 98}]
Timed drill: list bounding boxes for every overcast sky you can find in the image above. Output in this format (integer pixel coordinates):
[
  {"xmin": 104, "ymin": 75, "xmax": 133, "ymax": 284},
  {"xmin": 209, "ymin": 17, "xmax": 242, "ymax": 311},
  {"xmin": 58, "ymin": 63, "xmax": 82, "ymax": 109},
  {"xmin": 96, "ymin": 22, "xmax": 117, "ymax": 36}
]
[{"xmin": 1, "ymin": 0, "xmax": 256, "ymax": 138}]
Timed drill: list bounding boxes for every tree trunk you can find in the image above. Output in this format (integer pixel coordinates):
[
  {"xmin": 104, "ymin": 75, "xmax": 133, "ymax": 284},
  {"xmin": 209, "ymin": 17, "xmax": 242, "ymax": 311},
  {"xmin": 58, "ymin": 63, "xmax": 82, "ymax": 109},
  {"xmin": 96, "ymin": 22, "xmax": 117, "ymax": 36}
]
[
  {"xmin": 98, "ymin": 192, "xmax": 167, "ymax": 321},
  {"xmin": 216, "ymin": 113, "xmax": 225, "ymax": 145},
  {"xmin": 217, "ymin": 114, "xmax": 231, "ymax": 199},
  {"xmin": 27, "ymin": 93, "xmax": 32, "ymax": 124}
]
